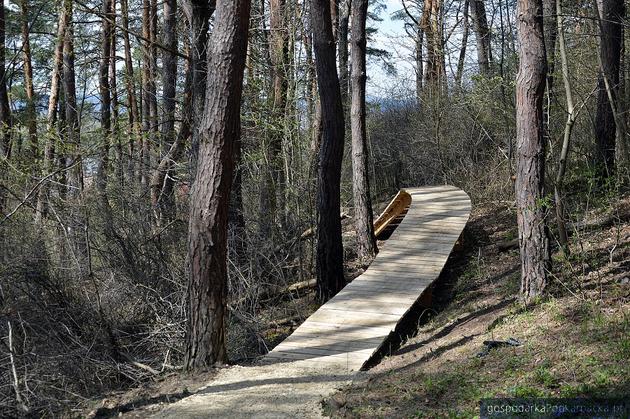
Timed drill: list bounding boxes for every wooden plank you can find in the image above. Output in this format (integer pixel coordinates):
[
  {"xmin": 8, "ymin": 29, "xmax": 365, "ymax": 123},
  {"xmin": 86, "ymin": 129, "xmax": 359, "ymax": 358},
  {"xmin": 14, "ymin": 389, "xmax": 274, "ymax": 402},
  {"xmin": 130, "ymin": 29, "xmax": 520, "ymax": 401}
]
[
  {"xmin": 277, "ymin": 334, "xmax": 384, "ymax": 349},
  {"xmin": 266, "ymin": 348, "xmax": 373, "ymax": 365},
  {"xmin": 368, "ymin": 261, "xmax": 448, "ymax": 270},
  {"xmin": 307, "ymin": 310, "xmax": 401, "ymax": 325},
  {"xmin": 269, "ymin": 343, "xmax": 376, "ymax": 358},
  {"xmin": 295, "ymin": 319, "xmax": 396, "ymax": 333},
  {"xmin": 263, "ymin": 186, "xmax": 471, "ymax": 372},
  {"xmin": 317, "ymin": 303, "xmax": 410, "ymax": 316},
  {"xmin": 331, "ymin": 291, "xmax": 419, "ymax": 304},
  {"xmin": 287, "ymin": 324, "xmax": 391, "ymax": 341},
  {"xmin": 344, "ymin": 279, "xmax": 432, "ymax": 290},
  {"xmin": 320, "ymin": 304, "xmax": 416, "ymax": 317}
]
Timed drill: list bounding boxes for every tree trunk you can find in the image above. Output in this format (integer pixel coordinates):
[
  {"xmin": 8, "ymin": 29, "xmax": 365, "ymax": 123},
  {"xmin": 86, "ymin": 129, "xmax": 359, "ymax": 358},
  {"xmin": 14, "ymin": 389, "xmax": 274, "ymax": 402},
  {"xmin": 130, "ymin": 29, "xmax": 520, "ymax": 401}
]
[
  {"xmin": 140, "ymin": 0, "xmax": 152, "ymax": 185},
  {"xmin": 350, "ymin": 0, "xmax": 377, "ymax": 260},
  {"xmin": 338, "ymin": 0, "xmax": 351, "ymax": 103},
  {"xmin": 330, "ymin": 0, "xmax": 339, "ymax": 40},
  {"xmin": 97, "ymin": 0, "xmax": 114, "ymax": 193},
  {"xmin": 121, "ymin": 0, "xmax": 140, "ymax": 181},
  {"xmin": 151, "ymin": 50, "xmax": 191, "ymax": 226},
  {"xmin": 543, "ymin": 0, "xmax": 557, "ymax": 94},
  {"xmin": 415, "ymin": 21, "xmax": 424, "ymax": 103},
  {"xmin": 21, "ymin": 0, "xmax": 38, "ymax": 157},
  {"xmin": 594, "ymin": 0, "xmax": 623, "ymax": 178},
  {"xmin": 515, "ymin": 0, "xmax": 550, "ymax": 304},
  {"xmin": 0, "ymin": 2, "xmax": 10, "ymax": 219},
  {"xmin": 151, "ymin": 0, "xmax": 178, "ymax": 222},
  {"xmin": 554, "ymin": 0, "xmax": 575, "ymax": 256},
  {"xmin": 63, "ymin": 0, "xmax": 82, "ymax": 194},
  {"xmin": 140, "ymin": 0, "xmax": 158, "ymax": 186},
  {"xmin": 312, "ymin": 0, "xmax": 346, "ymax": 301},
  {"xmin": 161, "ymin": 0, "xmax": 178, "ymax": 152},
  {"xmin": 109, "ymin": 13, "xmax": 122, "ymax": 186},
  {"xmin": 421, "ymin": 0, "xmax": 446, "ymax": 94},
  {"xmin": 260, "ymin": 0, "xmax": 288, "ymax": 235},
  {"xmin": 0, "ymin": 2, "xmax": 12, "ymax": 159},
  {"xmin": 185, "ymin": 0, "xmax": 251, "ymax": 371},
  {"xmin": 470, "ymin": 0, "xmax": 492, "ymax": 75},
  {"xmin": 185, "ymin": 0, "xmax": 215, "ymax": 178},
  {"xmin": 455, "ymin": 0, "xmax": 470, "ymax": 91},
  {"xmin": 35, "ymin": 9, "xmax": 66, "ymax": 223}
]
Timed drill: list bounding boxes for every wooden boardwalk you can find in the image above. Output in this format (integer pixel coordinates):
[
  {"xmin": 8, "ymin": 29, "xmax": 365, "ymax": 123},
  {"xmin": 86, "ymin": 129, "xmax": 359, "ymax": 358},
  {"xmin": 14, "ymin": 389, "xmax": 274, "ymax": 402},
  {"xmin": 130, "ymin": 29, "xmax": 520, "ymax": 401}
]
[
  {"xmin": 153, "ymin": 185, "xmax": 471, "ymax": 418},
  {"xmin": 265, "ymin": 185, "xmax": 471, "ymax": 371}
]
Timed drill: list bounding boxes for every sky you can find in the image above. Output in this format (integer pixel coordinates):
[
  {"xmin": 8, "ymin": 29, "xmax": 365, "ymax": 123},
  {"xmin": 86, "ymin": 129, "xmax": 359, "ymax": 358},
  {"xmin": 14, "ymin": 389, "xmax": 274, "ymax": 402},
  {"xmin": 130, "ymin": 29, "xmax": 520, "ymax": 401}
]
[{"xmin": 366, "ymin": 0, "xmax": 417, "ymax": 99}]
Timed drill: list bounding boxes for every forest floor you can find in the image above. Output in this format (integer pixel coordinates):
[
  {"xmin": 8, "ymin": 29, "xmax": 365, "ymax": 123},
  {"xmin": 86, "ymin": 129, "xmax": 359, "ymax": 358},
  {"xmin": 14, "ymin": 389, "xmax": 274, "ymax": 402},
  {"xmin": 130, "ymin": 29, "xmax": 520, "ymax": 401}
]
[{"xmin": 82, "ymin": 193, "xmax": 630, "ymax": 418}]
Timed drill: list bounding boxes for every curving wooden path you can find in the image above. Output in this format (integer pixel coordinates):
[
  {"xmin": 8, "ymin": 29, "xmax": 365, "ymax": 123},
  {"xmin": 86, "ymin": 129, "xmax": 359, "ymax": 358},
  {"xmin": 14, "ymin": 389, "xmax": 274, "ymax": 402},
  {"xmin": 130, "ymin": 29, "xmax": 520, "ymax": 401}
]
[
  {"xmin": 264, "ymin": 185, "xmax": 471, "ymax": 371},
  {"xmin": 153, "ymin": 185, "xmax": 471, "ymax": 418}
]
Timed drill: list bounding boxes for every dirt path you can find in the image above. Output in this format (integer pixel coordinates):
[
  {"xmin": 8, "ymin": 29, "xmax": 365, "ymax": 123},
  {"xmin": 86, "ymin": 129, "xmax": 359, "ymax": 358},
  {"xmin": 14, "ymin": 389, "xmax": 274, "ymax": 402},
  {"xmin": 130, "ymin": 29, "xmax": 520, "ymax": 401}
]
[{"xmin": 148, "ymin": 362, "xmax": 357, "ymax": 418}]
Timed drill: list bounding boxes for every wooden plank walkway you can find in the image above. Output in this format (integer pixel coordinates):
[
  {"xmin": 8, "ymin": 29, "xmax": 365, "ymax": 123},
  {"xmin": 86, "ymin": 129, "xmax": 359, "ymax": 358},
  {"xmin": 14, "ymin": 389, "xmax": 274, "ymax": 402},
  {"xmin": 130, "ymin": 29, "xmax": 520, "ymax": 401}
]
[
  {"xmin": 153, "ymin": 185, "xmax": 471, "ymax": 418},
  {"xmin": 265, "ymin": 185, "xmax": 471, "ymax": 372}
]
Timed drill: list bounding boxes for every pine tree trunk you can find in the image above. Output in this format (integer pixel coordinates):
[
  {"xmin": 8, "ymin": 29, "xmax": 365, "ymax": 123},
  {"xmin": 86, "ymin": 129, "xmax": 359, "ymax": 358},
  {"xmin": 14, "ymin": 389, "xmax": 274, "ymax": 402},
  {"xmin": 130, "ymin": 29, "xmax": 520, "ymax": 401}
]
[
  {"xmin": 515, "ymin": 0, "xmax": 550, "ymax": 304},
  {"xmin": 21, "ymin": 0, "xmax": 38, "ymax": 157},
  {"xmin": 554, "ymin": 0, "xmax": 575, "ymax": 256},
  {"xmin": 312, "ymin": 0, "xmax": 346, "ymax": 301},
  {"xmin": 97, "ymin": 0, "xmax": 113, "ymax": 193},
  {"xmin": 141, "ymin": 0, "xmax": 152, "ymax": 185},
  {"xmin": 35, "ymin": 9, "xmax": 66, "ymax": 223},
  {"xmin": 185, "ymin": 0, "xmax": 251, "ymax": 371},
  {"xmin": 455, "ymin": 0, "xmax": 470, "ymax": 91},
  {"xmin": 186, "ymin": 0, "xmax": 215, "ymax": 177},
  {"xmin": 421, "ymin": 0, "xmax": 446, "ymax": 93},
  {"xmin": 470, "ymin": 0, "xmax": 492, "ymax": 75},
  {"xmin": 0, "ymin": 2, "xmax": 12, "ymax": 159},
  {"xmin": 151, "ymin": 0, "xmax": 178, "ymax": 222},
  {"xmin": 350, "ymin": 0, "xmax": 377, "ymax": 260},
  {"xmin": 338, "ymin": 0, "xmax": 351, "ymax": 103},
  {"xmin": 543, "ymin": 0, "xmax": 557, "ymax": 94},
  {"xmin": 62, "ymin": 0, "xmax": 82, "ymax": 194},
  {"xmin": 260, "ymin": 0, "xmax": 288, "ymax": 235},
  {"xmin": 121, "ymin": 0, "xmax": 140, "ymax": 181},
  {"xmin": 594, "ymin": 0, "xmax": 624, "ymax": 178}
]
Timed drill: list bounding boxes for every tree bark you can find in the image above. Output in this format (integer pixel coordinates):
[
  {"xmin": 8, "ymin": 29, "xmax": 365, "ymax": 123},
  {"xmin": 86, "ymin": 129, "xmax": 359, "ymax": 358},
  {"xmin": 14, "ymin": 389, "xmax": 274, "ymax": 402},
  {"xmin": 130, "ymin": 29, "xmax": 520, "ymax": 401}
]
[
  {"xmin": 470, "ymin": 0, "xmax": 492, "ymax": 75},
  {"xmin": 184, "ymin": 0, "xmax": 215, "ymax": 178},
  {"xmin": 141, "ymin": 0, "xmax": 151, "ymax": 185},
  {"xmin": 35, "ymin": 9, "xmax": 67, "ymax": 223},
  {"xmin": 151, "ymin": 51, "xmax": 191, "ymax": 226},
  {"xmin": 121, "ymin": 0, "xmax": 140, "ymax": 181},
  {"xmin": 543, "ymin": 0, "xmax": 557, "ymax": 94},
  {"xmin": 515, "ymin": 0, "xmax": 550, "ymax": 304},
  {"xmin": 0, "ymin": 2, "xmax": 10, "ymax": 219},
  {"xmin": 161, "ymin": 0, "xmax": 178, "ymax": 153},
  {"xmin": 421, "ymin": 0, "xmax": 446, "ymax": 94},
  {"xmin": 0, "ymin": 2, "xmax": 12, "ymax": 159},
  {"xmin": 21, "ymin": 0, "xmax": 38, "ymax": 157},
  {"xmin": 63, "ymin": 0, "xmax": 82, "ymax": 194},
  {"xmin": 338, "ymin": 0, "xmax": 351, "ymax": 103},
  {"xmin": 185, "ymin": 0, "xmax": 251, "ymax": 371},
  {"xmin": 554, "ymin": 0, "xmax": 575, "ymax": 255},
  {"xmin": 140, "ymin": 0, "xmax": 158, "ymax": 186},
  {"xmin": 312, "ymin": 0, "xmax": 346, "ymax": 301},
  {"xmin": 151, "ymin": 0, "xmax": 178, "ymax": 222},
  {"xmin": 97, "ymin": 0, "xmax": 114, "ymax": 193},
  {"xmin": 110, "ymin": 12, "xmax": 122, "ymax": 185},
  {"xmin": 594, "ymin": 0, "xmax": 624, "ymax": 178},
  {"xmin": 260, "ymin": 0, "xmax": 289, "ymax": 235},
  {"xmin": 350, "ymin": 0, "xmax": 377, "ymax": 260},
  {"xmin": 455, "ymin": 0, "xmax": 470, "ymax": 91}
]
